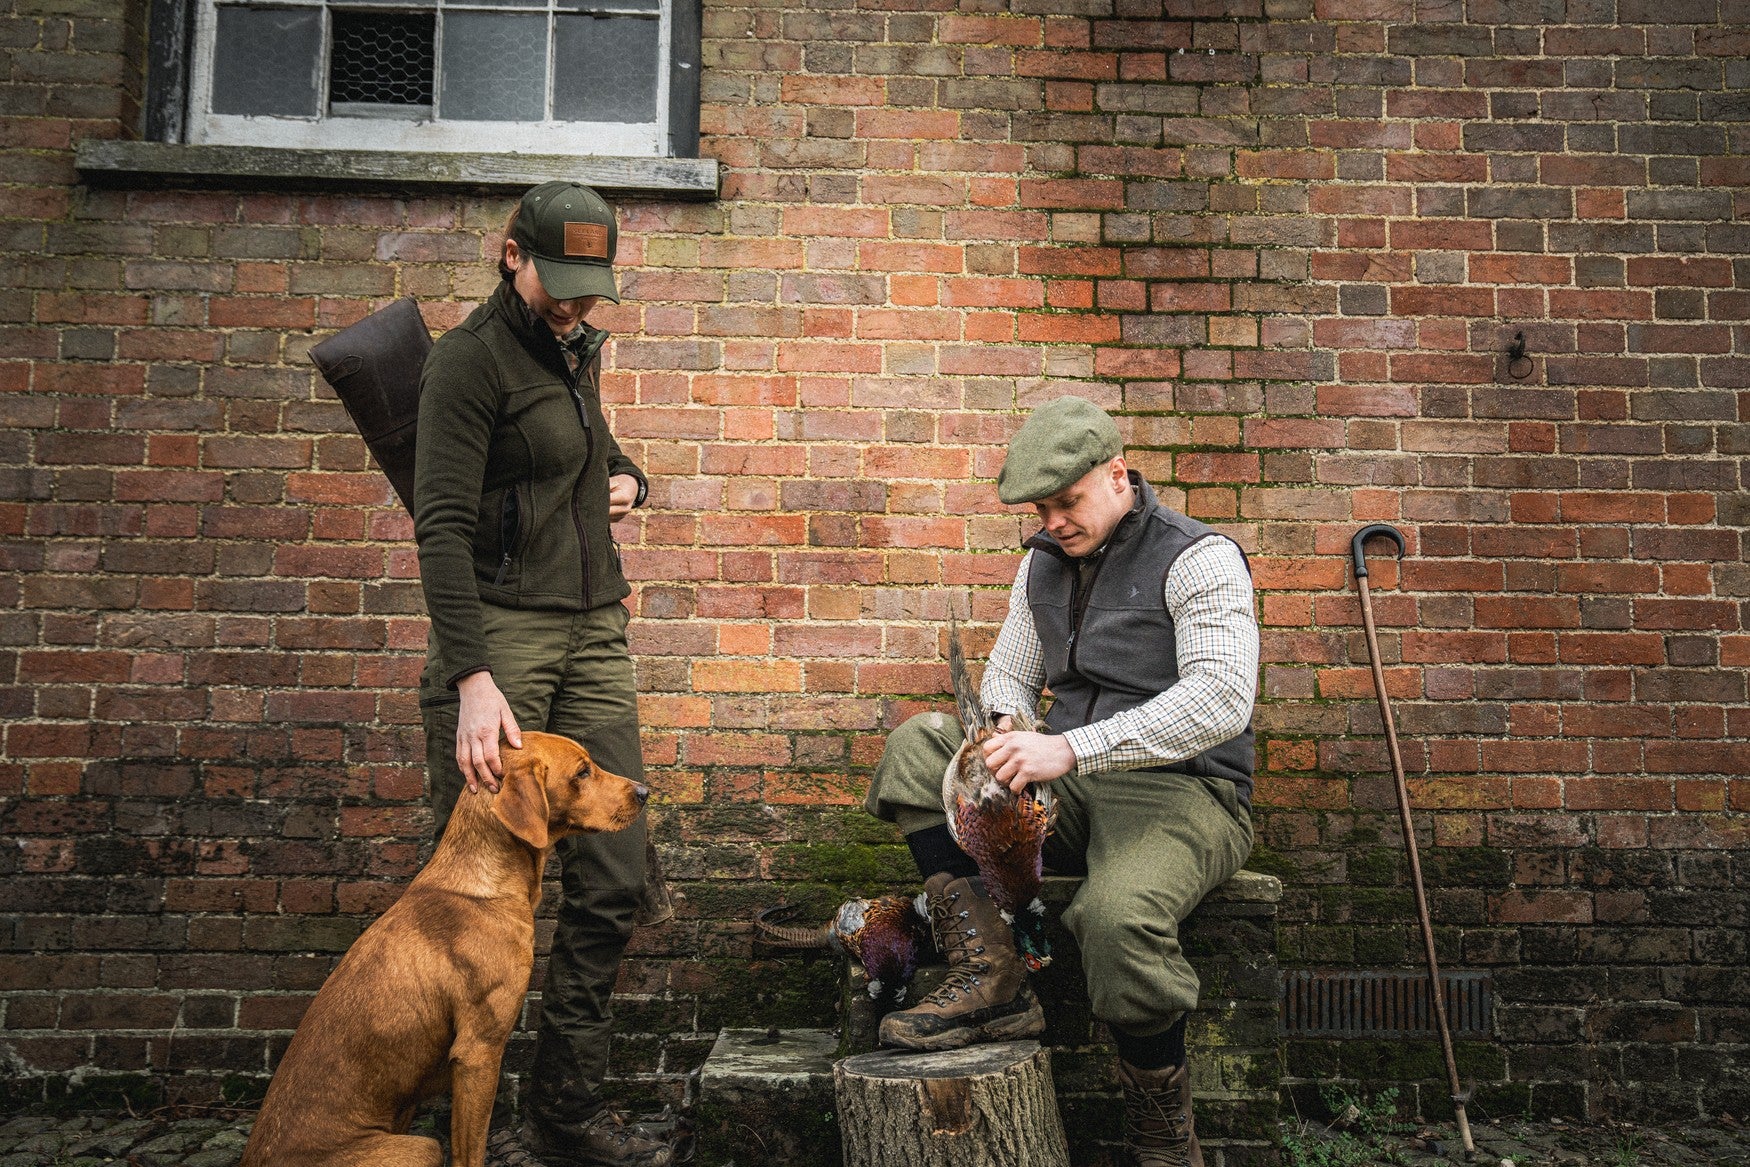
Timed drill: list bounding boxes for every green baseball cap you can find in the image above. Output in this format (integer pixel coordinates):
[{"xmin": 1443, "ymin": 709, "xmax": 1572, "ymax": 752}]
[
  {"xmin": 511, "ymin": 180, "xmax": 620, "ymax": 303},
  {"xmin": 996, "ymin": 396, "xmax": 1123, "ymax": 504}
]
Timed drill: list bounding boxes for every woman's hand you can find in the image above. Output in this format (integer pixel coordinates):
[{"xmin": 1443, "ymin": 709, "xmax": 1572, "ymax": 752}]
[
  {"xmin": 608, "ymin": 474, "xmax": 640, "ymax": 522},
  {"xmin": 982, "ymin": 730, "xmax": 1076, "ymax": 795},
  {"xmin": 455, "ymin": 671, "xmax": 521, "ymax": 793}
]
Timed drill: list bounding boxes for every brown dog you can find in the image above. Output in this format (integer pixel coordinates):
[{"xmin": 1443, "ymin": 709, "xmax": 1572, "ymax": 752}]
[{"xmin": 241, "ymin": 731, "xmax": 648, "ymax": 1167}]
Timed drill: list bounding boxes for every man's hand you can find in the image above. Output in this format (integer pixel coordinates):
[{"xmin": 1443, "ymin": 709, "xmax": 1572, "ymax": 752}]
[
  {"xmin": 455, "ymin": 671, "xmax": 522, "ymax": 794},
  {"xmin": 981, "ymin": 730, "xmax": 1076, "ymax": 794},
  {"xmin": 608, "ymin": 474, "xmax": 640, "ymax": 522}
]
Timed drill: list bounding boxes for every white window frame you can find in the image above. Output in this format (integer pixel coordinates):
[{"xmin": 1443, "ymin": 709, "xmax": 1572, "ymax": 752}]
[{"xmin": 187, "ymin": 0, "xmax": 671, "ymax": 157}]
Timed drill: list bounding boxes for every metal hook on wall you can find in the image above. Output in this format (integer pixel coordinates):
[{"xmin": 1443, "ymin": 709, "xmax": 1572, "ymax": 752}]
[{"xmin": 1507, "ymin": 330, "xmax": 1533, "ymax": 380}]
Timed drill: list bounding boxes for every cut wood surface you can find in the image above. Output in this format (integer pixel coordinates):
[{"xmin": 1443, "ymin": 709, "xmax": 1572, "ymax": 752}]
[{"xmin": 833, "ymin": 1040, "xmax": 1069, "ymax": 1167}]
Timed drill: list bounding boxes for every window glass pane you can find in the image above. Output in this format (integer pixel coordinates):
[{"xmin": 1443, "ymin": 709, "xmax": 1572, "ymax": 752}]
[
  {"xmin": 555, "ymin": 0, "xmax": 659, "ymax": 12},
  {"xmin": 211, "ymin": 7, "xmax": 322, "ymax": 117},
  {"xmin": 438, "ymin": 11, "xmax": 547, "ymax": 121},
  {"xmin": 331, "ymin": 11, "xmax": 434, "ymax": 109},
  {"xmin": 553, "ymin": 14, "xmax": 657, "ymax": 124}
]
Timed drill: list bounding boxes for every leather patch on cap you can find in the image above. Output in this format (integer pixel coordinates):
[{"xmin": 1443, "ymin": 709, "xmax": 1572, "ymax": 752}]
[{"xmin": 563, "ymin": 222, "xmax": 610, "ymax": 260}]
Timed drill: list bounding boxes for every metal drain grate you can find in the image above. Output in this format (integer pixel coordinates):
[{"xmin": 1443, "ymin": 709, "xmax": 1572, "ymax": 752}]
[{"xmin": 1281, "ymin": 970, "xmax": 1492, "ymax": 1038}]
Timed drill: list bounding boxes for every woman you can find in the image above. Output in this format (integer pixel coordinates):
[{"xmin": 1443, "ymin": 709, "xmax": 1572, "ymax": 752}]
[{"xmin": 414, "ymin": 180, "xmax": 673, "ymax": 1167}]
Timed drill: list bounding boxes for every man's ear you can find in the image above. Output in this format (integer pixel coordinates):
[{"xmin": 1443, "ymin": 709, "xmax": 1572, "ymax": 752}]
[
  {"xmin": 492, "ymin": 742, "xmax": 552, "ymax": 850},
  {"xmin": 1108, "ymin": 455, "xmax": 1128, "ymax": 491}
]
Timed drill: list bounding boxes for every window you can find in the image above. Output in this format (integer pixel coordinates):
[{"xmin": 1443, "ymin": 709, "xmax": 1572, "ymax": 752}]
[{"xmin": 144, "ymin": 0, "xmax": 701, "ymax": 159}]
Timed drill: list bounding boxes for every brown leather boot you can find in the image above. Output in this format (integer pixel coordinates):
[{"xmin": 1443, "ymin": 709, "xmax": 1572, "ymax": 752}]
[
  {"xmin": 1118, "ymin": 1058, "xmax": 1203, "ymax": 1167},
  {"xmin": 511, "ymin": 1108, "xmax": 677, "ymax": 1167},
  {"xmin": 877, "ymin": 872, "xmax": 1045, "ymax": 1051}
]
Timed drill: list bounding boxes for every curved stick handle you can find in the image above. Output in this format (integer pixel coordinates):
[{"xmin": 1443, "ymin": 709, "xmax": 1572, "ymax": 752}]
[{"xmin": 1350, "ymin": 523, "xmax": 1405, "ymax": 579}]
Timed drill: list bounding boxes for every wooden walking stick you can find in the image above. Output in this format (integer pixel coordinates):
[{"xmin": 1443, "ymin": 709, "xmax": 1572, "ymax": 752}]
[{"xmin": 1350, "ymin": 523, "xmax": 1475, "ymax": 1156}]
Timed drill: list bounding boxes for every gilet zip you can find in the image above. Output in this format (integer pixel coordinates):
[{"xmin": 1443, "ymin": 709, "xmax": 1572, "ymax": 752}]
[{"xmin": 1068, "ymin": 552, "xmax": 1108, "ymax": 725}]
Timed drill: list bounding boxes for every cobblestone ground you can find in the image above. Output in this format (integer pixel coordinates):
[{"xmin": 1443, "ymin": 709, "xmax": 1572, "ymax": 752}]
[
  {"xmin": 1281, "ymin": 1114, "xmax": 1750, "ymax": 1166},
  {"xmin": 3, "ymin": 1109, "xmax": 1749, "ymax": 1165},
  {"xmin": 0, "ymin": 1112, "xmax": 252, "ymax": 1167}
]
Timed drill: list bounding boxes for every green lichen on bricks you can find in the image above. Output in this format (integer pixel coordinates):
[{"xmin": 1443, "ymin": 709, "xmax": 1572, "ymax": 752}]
[
  {"xmin": 1318, "ymin": 886, "xmax": 1414, "ymax": 922},
  {"xmin": 696, "ymin": 958, "xmax": 841, "ymax": 1031},
  {"xmin": 1345, "ymin": 848, "xmax": 1402, "ymax": 887},
  {"xmin": 1422, "ymin": 847, "xmax": 1513, "ymax": 888},
  {"xmin": 793, "ymin": 808, "xmax": 905, "ymax": 847},
  {"xmin": 1244, "ymin": 845, "xmax": 1300, "ymax": 881},
  {"xmin": 24, "ymin": 1073, "xmax": 165, "ymax": 1115},
  {"xmin": 764, "ymin": 842, "xmax": 915, "ymax": 887}
]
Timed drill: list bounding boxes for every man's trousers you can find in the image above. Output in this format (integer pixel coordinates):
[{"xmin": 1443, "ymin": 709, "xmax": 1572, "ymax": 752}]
[{"xmin": 864, "ymin": 709, "xmax": 1252, "ymax": 1037}]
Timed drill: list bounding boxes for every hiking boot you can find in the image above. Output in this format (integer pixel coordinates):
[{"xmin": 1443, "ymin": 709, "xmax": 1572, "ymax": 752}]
[
  {"xmin": 516, "ymin": 1108, "xmax": 676, "ymax": 1167},
  {"xmin": 486, "ymin": 1125, "xmax": 547, "ymax": 1167},
  {"xmin": 1118, "ymin": 1058, "xmax": 1203, "ymax": 1167},
  {"xmin": 626, "ymin": 1107, "xmax": 695, "ymax": 1165},
  {"xmin": 877, "ymin": 872, "xmax": 1044, "ymax": 1051}
]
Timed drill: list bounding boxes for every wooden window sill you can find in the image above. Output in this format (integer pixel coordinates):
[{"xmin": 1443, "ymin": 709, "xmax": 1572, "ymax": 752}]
[{"xmin": 74, "ymin": 141, "xmax": 719, "ymax": 199}]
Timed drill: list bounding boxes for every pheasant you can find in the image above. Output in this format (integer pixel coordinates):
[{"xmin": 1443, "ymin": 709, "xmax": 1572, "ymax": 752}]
[
  {"xmin": 942, "ymin": 617, "xmax": 1055, "ymax": 971},
  {"xmin": 754, "ymin": 894, "xmax": 932, "ymax": 1004}
]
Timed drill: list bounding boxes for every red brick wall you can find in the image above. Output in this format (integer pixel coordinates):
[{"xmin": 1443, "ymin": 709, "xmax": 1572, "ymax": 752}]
[{"xmin": 2, "ymin": 0, "xmax": 1746, "ymax": 1122}]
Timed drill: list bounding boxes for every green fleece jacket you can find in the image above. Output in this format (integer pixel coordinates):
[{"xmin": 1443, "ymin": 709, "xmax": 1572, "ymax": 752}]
[{"xmin": 414, "ymin": 280, "xmax": 646, "ymax": 688}]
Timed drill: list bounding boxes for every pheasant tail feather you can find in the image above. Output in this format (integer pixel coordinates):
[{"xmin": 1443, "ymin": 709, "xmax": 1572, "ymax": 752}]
[{"xmin": 948, "ymin": 615, "xmax": 990, "ymax": 740}]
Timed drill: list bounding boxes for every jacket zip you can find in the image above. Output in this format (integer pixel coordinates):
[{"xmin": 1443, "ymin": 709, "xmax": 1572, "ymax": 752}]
[{"xmin": 567, "ymin": 364, "xmax": 596, "ymax": 608}]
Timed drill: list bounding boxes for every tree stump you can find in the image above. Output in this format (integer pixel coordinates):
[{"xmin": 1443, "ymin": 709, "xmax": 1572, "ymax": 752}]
[{"xmin": 833, "ymin": 1041, "xmax": 1070, "ymax": 1167}]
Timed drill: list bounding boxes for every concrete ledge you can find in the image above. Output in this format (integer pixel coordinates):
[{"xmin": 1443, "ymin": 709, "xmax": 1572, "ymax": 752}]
[
  {"xmin": 1198, "ymin": 867, "xmax": 1283, "ymax": 906},
  {"xmin": 73, "ymin": 141, "xmax": 721, "ymax": 199}
]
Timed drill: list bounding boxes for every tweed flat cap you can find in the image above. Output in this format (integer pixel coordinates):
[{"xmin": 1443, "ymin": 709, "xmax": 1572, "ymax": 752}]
[{"xmin": 996, "ymin": 396, "xmax": 1123, "ymax": 504}]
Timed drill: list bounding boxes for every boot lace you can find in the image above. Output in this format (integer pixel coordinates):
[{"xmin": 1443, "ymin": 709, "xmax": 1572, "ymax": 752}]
[
  {"xmin": 486, "ymin": 1127, "xmax": 546, "ymax": 1167},
  {"xmin": 1122, "ymin": 1077, "xmax": 1192, "ymax": 1167},
  {"xmin": 584, "ymin": 1108, "xmax": 645, "ymax": 1150},
  {"xmin": 919, "ymin": 891, "xmax": 989, "ymax": 1005}
]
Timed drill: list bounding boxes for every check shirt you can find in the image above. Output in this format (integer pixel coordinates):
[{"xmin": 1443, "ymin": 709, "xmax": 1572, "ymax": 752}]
[{"xmin": 982, "ymin": 534, "xmax": 1259, "ymax": 777}]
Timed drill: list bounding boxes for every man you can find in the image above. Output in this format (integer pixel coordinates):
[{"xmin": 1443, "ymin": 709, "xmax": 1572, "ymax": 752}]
[
  {"xmin": 415, "ymin": 181, "xmax": 675, "ymax": 1167},
  {"xmin": 864, "ymin": 396, "xmax": 1258, "ymax": 1167}
]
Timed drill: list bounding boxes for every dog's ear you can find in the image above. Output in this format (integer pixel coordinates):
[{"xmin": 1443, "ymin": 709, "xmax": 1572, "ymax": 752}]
[{"xmin": 492, "ymin": 740, "xmax": 552, "ymax": 850}]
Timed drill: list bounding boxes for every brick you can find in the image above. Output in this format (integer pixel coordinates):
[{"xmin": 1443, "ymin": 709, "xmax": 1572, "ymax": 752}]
[
  {"xmin": 780, "ymin": 75, "xmax": 883, "ymax": 105},
  {"xmin": 940, "ymin": 15, "xmax": 1042, "ymax": 44},
  {"xmin": 856, "ymin": 110, "xmax": 961, "ymax": 140}
]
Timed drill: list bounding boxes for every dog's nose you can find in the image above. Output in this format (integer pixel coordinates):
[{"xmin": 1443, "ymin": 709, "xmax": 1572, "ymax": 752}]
[{"xmin": 633, "ymin": 783, "xmax": 649, "ymax": 804}]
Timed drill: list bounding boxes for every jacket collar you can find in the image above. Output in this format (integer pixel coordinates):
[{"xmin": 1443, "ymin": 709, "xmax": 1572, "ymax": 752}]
[
  {"xmin": 491, "ymin": 279, "xmax": 609, "ymax": 372},
  {"xmin": 1023, "ymin": 471, "xmax": 1157, "ymax": 563}
]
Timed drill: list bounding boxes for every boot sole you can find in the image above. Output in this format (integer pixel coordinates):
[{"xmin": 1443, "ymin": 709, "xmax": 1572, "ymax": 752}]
[{"xmin": 879, "ymin": 998, "xmax": 1046, "ymax": 1052}]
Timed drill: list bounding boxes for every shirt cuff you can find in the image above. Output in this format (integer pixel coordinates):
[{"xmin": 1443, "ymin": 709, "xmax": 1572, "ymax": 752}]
[{"xmin": 1062, "ymin": 724, "xmax": 1110, "ymax": 777}]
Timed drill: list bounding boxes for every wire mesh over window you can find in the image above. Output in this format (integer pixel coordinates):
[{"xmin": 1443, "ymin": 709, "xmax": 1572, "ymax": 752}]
[
  {"xmin": 554, "ymin": 14, "xmax": 658, "ymax": 124},
  {"xmin": 439, "ymin": 11, "xmax": 545, "ymax": 121},
  {"xmin": 330, "ymin": 11, "xmax": 435, "ymax": 109}
]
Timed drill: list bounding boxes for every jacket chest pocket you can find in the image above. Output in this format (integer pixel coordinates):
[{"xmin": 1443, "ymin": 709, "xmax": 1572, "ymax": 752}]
[{"xmin": 504, "ymin": 382, "xmax": 592, "ymax": 470}]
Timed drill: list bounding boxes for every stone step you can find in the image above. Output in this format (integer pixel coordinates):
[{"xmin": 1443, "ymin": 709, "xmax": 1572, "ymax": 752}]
[{"xmin": 694, "ymin": 1028, "xmax": 842, "ymax": 1167}]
